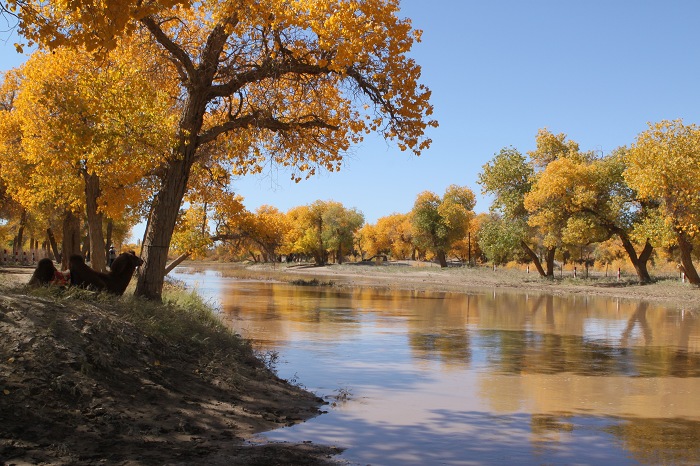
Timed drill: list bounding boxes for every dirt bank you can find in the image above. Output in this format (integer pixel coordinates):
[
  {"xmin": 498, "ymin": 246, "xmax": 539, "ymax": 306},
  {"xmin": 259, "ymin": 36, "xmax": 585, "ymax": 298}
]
[
  {"xmin": 212, "ymin": 261, "xmax": 700, "ymax": 310},
  {"xmin": 0, "ymin": 268, "xmax": 342, "ymax": 465}
]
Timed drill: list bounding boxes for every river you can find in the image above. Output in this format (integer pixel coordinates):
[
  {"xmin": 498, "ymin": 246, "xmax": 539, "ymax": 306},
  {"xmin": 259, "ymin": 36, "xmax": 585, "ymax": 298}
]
[{"xmin": 171, "ymin": 265, "xmax": 700, "ymax": 465}]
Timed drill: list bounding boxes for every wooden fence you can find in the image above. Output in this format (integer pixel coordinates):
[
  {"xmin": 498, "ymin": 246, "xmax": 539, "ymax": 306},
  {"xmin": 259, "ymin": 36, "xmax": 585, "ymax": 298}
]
[{"xmin": 0, "ymin": 248, "xmax": 50, "ymax": 265}]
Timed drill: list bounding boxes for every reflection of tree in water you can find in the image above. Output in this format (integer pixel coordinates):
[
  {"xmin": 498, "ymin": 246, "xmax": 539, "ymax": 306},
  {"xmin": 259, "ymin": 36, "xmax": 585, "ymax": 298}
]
[
  {"xmin": 408, "ymin": 329, "xmax": 471, "ymax": 365},
  {"xmin": 529, "ymin": 414, "xmax": 574, "ymax": 457},
  {"xmin": 621, "ymin": 302, "xmax": 653, "ymax": 345},
  {"xmin": 607, "ymin": 417, "xmax": 700, "ymax": 465},
  {"xmin": 485, "ymin": 330, "xmax": 700, "ymax": 377}
]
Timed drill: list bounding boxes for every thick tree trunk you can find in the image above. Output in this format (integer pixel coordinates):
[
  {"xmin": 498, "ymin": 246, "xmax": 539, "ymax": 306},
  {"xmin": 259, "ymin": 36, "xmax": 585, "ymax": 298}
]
[
  {"xmin": 520, "ymin": 240, "xmax": 546, "ymax": 277},
  {"xmin": 677, "ymin": 230, "xmax": 700, "ymax": 285},
  {"xmin": 135, "ymin": 157, "xmax": 193, "ymax": 300},
  {"xmin": 437, "ymin": 250, "xmax": 448, "ymax": 268},
  {"xmin": 61, "ymin": 211, "xmax": 81, "ymax": 270},
  {"xmin": 545, "ymin": 248, "xmax": 556, "ymax": 277},
  {"xmin": 47, "ymin": 228, "xmax": 60, "ymax": 262},
  {"xmin": 84, "ymin": 172, "xmax": 107, "ymax": 272},
  {"xmin": 618, "ymin": 233, "xmax": 653, "ymax": 283},
  {"xmin": 135, "ymin": 73, "xmax": 211, "ymax": 299}
]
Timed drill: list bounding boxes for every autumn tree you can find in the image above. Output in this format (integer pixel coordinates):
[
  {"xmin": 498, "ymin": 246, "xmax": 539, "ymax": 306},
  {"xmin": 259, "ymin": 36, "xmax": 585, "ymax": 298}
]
[
  {"xmin": 284, "ymin": 200, "xmax": 363, "ymax": 265},
  {"xmin": 12, "ymin": 0, "xmax": 434, "ymax": 299},
  {"xmin": 0, "ymin": 40, "xmax": 174, "ymax": 270},
  {"xmin": 524, "ymin": 147, "xmax": 655, "ymax": 283},
  {"xmin": 625, "ymin": 120, "xmax": 700, "ymax": 284},
  {"xmin": 374, "ymin": 212, "xmax": 415, "ymax": 260},
  {"xmin": 207, "ymin": 204, "xmax": 290, "ymax": 263},
  {"xmin": 0, "ymin": 66, "xmax": 82, "ymax": 266},
  {"xmin": 169, "ymin": 153, "xmax": 250, "ymax": 267},
  {"xmin": 411, "ymin": 185, "xmax": 475, "ymax": 267},
  {"xmin": 451, "ymin": 211, "xmax": 486, "ymax": 265},
  {"xmin": 355, "ymin": 223, "xmax": 378, "ymax": 260}
]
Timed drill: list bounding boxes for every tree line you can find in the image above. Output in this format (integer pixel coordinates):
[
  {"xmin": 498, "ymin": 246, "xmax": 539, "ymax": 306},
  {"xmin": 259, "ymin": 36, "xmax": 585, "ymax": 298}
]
[{"xmin": 183, "ymin": 123, "xmax": 700, "ymax": 287}]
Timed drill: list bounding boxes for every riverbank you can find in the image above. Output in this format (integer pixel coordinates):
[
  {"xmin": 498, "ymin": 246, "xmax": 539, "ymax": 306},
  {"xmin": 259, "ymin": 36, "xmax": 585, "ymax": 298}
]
[
  {"xmin": 0, "ymin": 270, "xmax": 341, "ymax": 465},
  {"xmin": 202, "ymin": 260, "xmax": 700, "ymax": 310},
  {"xmin": 1, "ymin": 259, "xmax": 698, "ymax": 464}
]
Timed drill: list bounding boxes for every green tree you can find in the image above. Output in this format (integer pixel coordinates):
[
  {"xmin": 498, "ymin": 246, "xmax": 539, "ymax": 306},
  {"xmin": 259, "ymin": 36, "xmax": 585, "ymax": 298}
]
[
  {"xmin": 411, "ymin": 185, "xmax": 475, "ymax": 267},
  {"xmin": 477, "ymin": 214, "xmax": 525, "ymax": 265},
  {"xmin": 322, "ymin": 203, "xmax": 364, "ymax": 264},
  {"xmin": 477, "ymin": 147, "xmax": 553, "ymax": 275}
]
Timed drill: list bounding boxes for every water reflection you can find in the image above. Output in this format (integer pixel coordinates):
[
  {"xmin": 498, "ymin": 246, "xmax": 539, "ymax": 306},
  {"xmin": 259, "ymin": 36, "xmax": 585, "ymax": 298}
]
[{"xmin": 172, "ymin": 266, "xmax": 700, "ymax": 465}]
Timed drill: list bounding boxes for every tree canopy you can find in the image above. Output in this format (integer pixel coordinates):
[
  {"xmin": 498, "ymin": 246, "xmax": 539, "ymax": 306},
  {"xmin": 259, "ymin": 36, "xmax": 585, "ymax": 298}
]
[{"xmin": 411, "ymin": 185, "xmax": 475, "ymax": 268}]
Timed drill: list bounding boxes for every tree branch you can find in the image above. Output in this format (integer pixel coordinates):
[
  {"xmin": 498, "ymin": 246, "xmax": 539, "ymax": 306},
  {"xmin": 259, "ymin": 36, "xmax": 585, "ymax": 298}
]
[
  {"xmin": 140, "ymin": 16, "xmax": 196, "ymax": 82},
  {"xmin": 210, "ymin": 58, "xmax": 332, "ymax": 98},
  {"xmin": 197, "ymin": 110, "xmax": 339, "ymax": 146}
]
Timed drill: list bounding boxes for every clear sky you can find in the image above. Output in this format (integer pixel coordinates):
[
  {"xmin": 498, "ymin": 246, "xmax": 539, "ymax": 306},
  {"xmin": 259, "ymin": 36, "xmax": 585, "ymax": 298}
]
[{"xmin": 2, "ymin": 0, "xmax": 700, "ymax": 226}]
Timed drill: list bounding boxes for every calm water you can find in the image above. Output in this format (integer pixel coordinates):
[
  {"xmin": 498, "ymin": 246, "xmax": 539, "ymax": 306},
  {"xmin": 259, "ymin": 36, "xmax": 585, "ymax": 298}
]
[{"xmin": 172, "ymin": 266, "xmax": 700, "ymax": 465}]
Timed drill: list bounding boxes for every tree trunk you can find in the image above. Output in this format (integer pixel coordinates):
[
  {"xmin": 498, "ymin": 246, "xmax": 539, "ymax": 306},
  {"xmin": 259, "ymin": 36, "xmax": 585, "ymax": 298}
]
[
  {"xmin": 105, "ymin": 219, "xmax": 114, "ymax": 265},
  {"xmin": 15, "ymin": 209, "xmax": 27, "ymax": 254},
  {"xmin": 165, "ymin": 252, "xmax": 191, "ymax": 275},
  {"xmin": 316, "ymin": 218, "xmax": 325, "ymax": 265},
  {"xmin": 61, "ymin": 210, "xmax": 81, "ymax": 271},
  {"xmin": 337, "ymin": 243, "xmax": 343, "ymax": 264},
  {"xmin": 134, "ymin": 75, "xmax": 211, "ymax": 299},
  {"xmin": 84, "ymin": 172, "xmax": 107, "ymax": 272},
  {"xmin": 545, "ymin": 247, "xmax": 556, "ymax": 277},
  {"xmin": 618, "ymin": 233, "xmax": 653, "ymax": 283},
  {"xmin": 520, "ymin": 240, "xmax": 546, "ymax": 277},
  {"xmin": 677, "ymin": 230, "xmax": 700, "ymax": 285},
  {"xmin": 437, "ymin": 250, "xmax": 448, "ymax": 268},
  {"xmin": 135, "ymin": 157, "xmax": 193, "ymax": 300},
  {"xmin": 47, "ymin": 228, "xmax": 60, "ymax": 262}
]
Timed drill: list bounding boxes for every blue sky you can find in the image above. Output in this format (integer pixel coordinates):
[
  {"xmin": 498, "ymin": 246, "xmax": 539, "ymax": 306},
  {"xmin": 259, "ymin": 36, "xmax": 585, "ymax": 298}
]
[{"xmin": 2, "ymin": 1, "xmax": 700, "ymax": 226}]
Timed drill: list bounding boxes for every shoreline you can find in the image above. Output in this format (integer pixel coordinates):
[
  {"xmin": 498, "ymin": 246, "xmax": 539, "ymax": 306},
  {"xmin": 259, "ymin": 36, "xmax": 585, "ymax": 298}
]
[{"xmin": 181, "ymin": 260, "xmax": 700, "ymax": 310}]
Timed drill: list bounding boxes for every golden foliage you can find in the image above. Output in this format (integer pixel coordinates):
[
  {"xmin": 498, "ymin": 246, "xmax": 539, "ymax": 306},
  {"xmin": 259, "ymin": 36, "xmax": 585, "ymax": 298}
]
[
  {"xmin": 0, "ymin": 36, "xmax": 176, "ymax": 220},
  {"xmin": 625, "ymin": 119, "xmax": 700, "ymax": 237}
]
